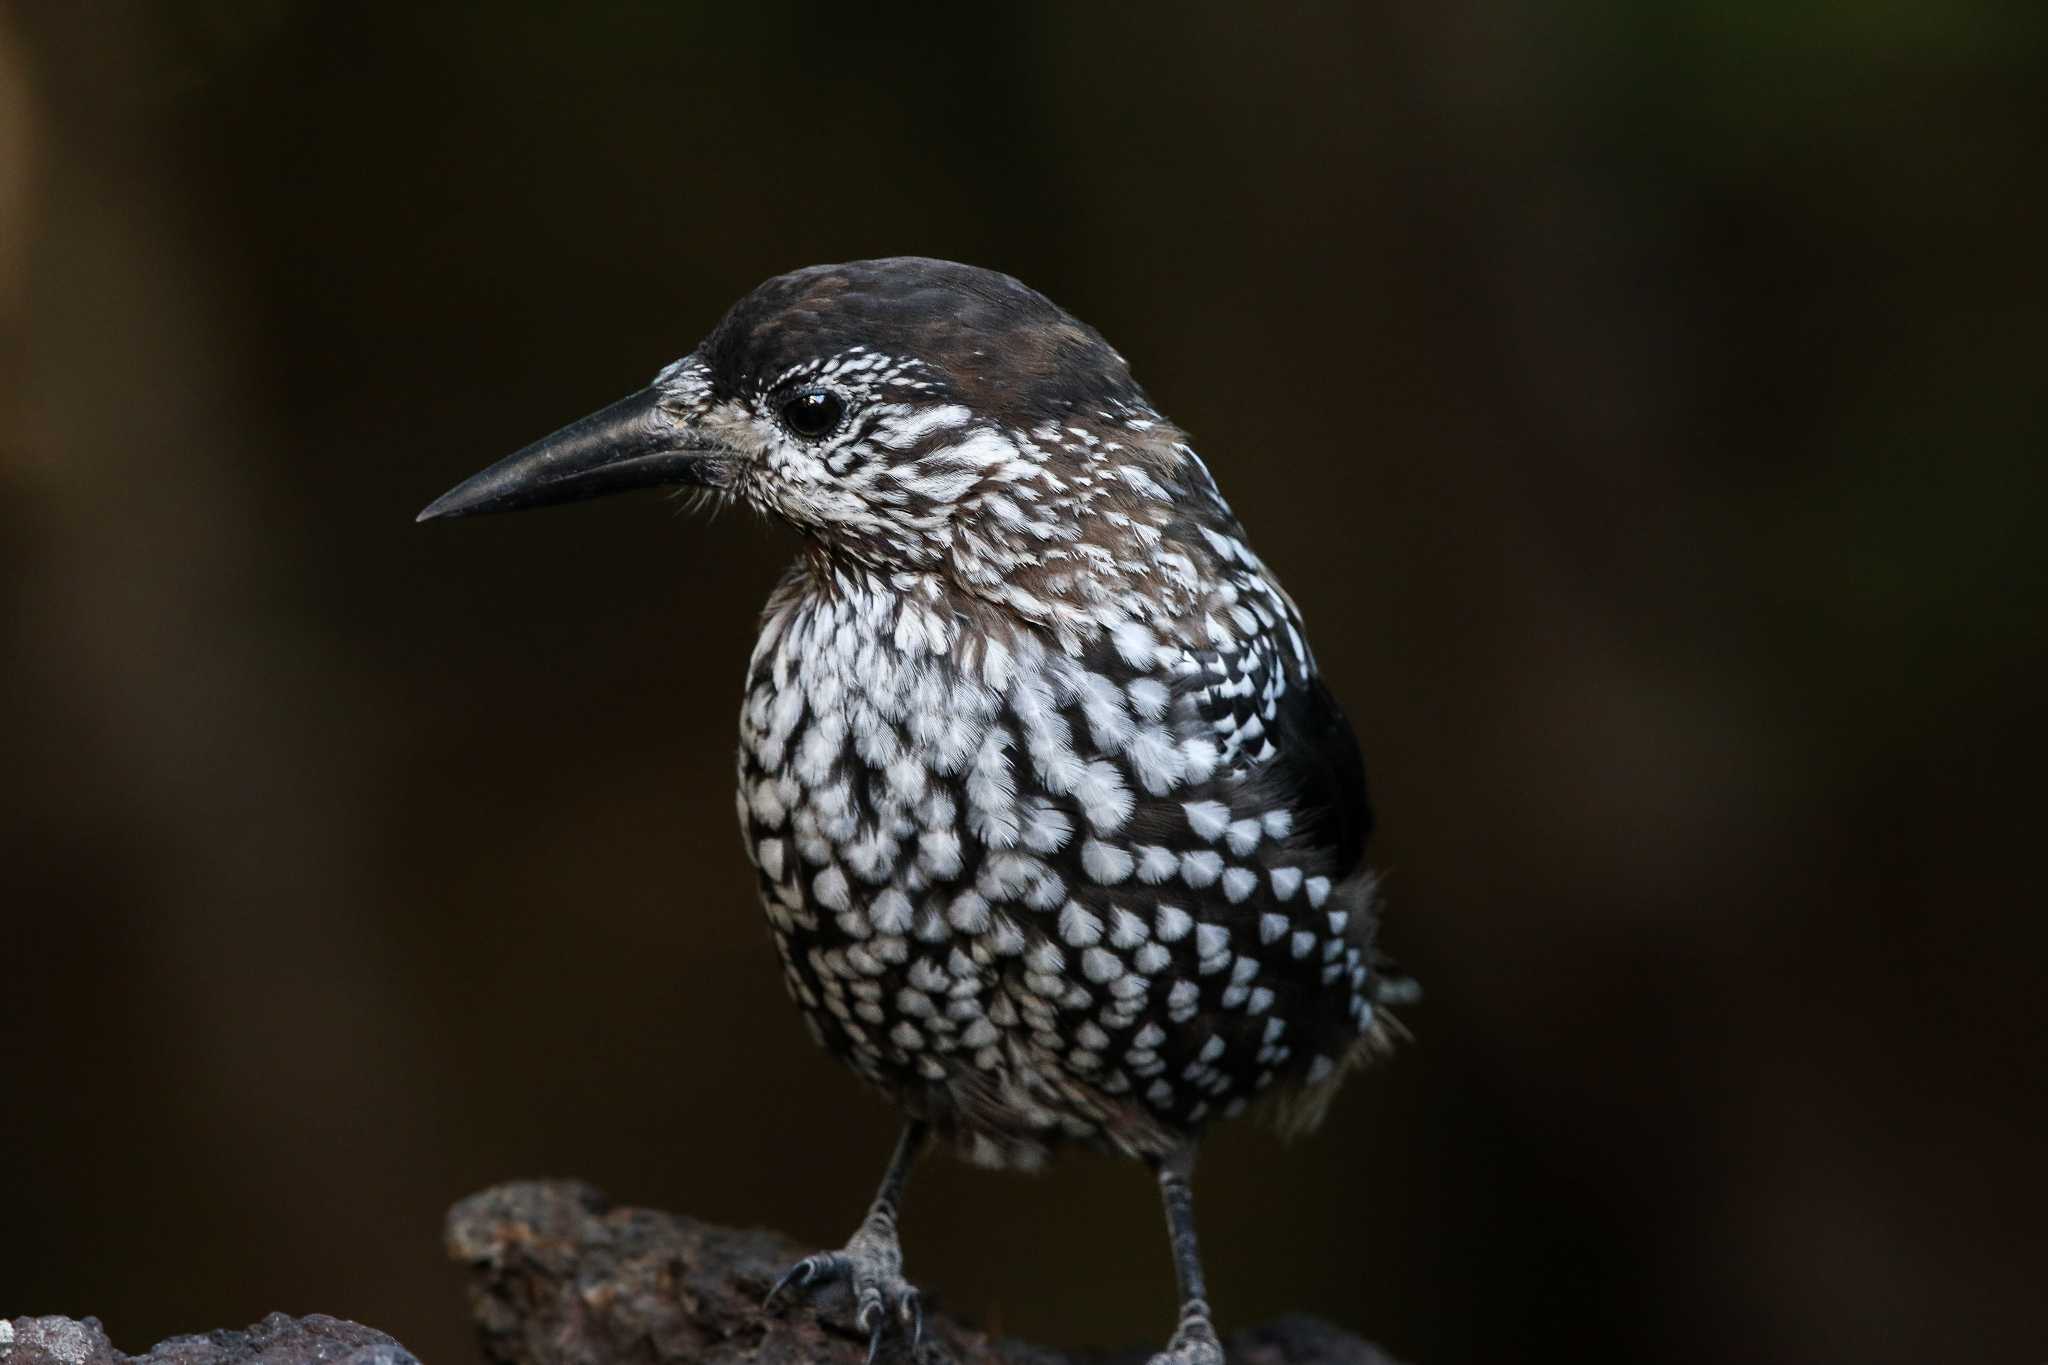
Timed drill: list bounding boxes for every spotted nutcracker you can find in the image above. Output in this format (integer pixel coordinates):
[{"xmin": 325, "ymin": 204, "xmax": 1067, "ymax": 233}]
[{"xmin": 420, "ymin": 258, "xmax": 1414, "ymax": 1365}]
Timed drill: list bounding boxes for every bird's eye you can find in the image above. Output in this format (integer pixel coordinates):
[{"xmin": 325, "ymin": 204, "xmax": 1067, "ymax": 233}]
[{"xmin": 779, "ymin": 388, "xmax": 845, "ymax": 440}]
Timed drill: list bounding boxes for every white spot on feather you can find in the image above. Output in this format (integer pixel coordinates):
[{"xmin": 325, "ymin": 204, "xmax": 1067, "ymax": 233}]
[
  {"xmin": 812, "ymin": 865, "xmax": 850, "ymax": 912},
  {"xmin": 1155, "ymin": 904, "xmax": 1192, "ymax": 942},
  {"xmin": 1081, "ymin": 840, "xmax": 1135, "ymax": 884},
  {"xmin": 1058, "ymin": 901, "xmax": 1104, "ymax": 947},
  {"xmin": 1135, "ymin": 845, "xmax": 1179, "ymax": 884},
  {"xmin": 1183, "ymin": 800, "xmax": 1230, "ymax": 841},
  {"xmin": 1180, "ymin": 850, "xmax": 1223, "ymax": 888},
  {"xmin": 1081, "ymin": 947, "xmax": 1123, "ymax": 983},
  {"xmin": 1108, "ymin": 906, "xmax": 1149, "ymax": 949}
]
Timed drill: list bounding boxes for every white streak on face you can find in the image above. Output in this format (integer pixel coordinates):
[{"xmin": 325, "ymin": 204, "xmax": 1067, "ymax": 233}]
[
  {"xmin": 898, "ymin": 463, "xmax": 982, "ymax": 504},
  {"xmin": 939, "ymin": 428, "xmax": 1018, "ymax": 470},
  {"xmin": 872, "ymin": 403, "xmax": 975, "ymax": 448}
]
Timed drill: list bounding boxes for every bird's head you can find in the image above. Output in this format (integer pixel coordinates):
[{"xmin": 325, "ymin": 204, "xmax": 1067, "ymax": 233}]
[{"xmin": 421, "ymin": 258, "xmax": 1239, "ymax": 632}]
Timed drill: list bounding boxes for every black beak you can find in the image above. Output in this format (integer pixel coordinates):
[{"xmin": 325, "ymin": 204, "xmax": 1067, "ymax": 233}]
[{"xmin": 416, "ymin": 387, "xmax": 725, "ymax": 522}]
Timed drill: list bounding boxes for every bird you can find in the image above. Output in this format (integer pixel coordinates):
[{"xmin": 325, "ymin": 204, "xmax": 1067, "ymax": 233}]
[{"xmin": 419, "ymin": 257, "xmax": 1413, "ymax": 1365}]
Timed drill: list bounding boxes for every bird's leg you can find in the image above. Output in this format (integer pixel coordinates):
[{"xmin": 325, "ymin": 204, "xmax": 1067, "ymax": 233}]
[
  {"xmin": 766, "ymin": 1120, "xmax": 930, "ymax": 1361},
  {"xmin": 1147, "ymin": 1146, "xmax": 1226, "ymax": 1365}
]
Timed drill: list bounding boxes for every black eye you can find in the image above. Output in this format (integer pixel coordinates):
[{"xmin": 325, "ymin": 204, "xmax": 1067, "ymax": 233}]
[{"xmin": 779, "ymin": 388, "xmax": 845, "ymax": 440}]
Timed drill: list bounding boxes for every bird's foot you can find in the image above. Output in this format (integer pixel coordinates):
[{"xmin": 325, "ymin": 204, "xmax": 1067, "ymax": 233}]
[
  {"xmin": 765, "ymin": 1216, "xmax": 923, "ymax": 1363},
  {"xmin": 1145, "ymin": 1308, "xmax": 1225, "ymax": 1365}
]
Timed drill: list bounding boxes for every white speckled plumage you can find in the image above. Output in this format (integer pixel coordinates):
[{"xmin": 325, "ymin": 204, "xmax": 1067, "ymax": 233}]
[
  {"xmin": 697, "ymin": 281, "xmax": 1403, "ymax": 1167},
  {"xmin": 427, "ymin": 258, "xmax": 1413, "ymax": 1365}
]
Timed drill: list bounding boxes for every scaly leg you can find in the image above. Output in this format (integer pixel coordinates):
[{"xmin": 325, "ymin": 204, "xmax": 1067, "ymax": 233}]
[
  {"xmin": 1147, "ymin": 1146, "xmax": 1225, "ymax": 1365},
  {"xmin": 766, "ymin": 1121, "xmax": 930, "ymax": 1362}
]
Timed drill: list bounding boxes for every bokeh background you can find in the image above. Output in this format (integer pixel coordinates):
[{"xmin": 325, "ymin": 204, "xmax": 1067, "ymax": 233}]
[{"xmin": 3, "ymin": 4, "xmax": 2043, "ymax": 1363}]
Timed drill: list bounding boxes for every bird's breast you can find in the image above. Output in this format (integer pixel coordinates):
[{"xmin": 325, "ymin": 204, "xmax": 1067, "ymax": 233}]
[{"xmin": 729, "ymin": 570, "xmax": 1387, "ymax": 1160}]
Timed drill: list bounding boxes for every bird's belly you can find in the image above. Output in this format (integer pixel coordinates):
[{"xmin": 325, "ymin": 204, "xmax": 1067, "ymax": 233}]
[
  {"xmin": 729, "ymin": 585, "xmax": 1383, "ymax": 1166},
  {"xmin": 735, "ymin": 734, "xmax": 1131, "ymax": 1163},
  {"xmin": 726, "ymin": 620, "xmax": 1170, "ymax": 1163}
]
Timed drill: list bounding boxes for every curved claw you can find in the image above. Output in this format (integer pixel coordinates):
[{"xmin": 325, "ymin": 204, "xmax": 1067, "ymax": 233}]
[
  {"xmin": 763, "ymin": 1259, "xmax": 811, "ymax": 1309},
  {"xmin": 762, "ymin": 1241, "xmax": 919, "ymax": 1361},
  {"xmin": 765, "ymin": 1253, "xmax": 842, "ymax": 1309},
  {"xmin": 903, "ymin": 1289, "xmax": 923, "ymax": 1351}
]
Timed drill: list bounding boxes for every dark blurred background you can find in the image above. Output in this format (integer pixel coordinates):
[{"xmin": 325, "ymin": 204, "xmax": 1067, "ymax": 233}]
[{"xmin": 3, "ymin": 4, "xmax": 2043, "ymax": 1363}]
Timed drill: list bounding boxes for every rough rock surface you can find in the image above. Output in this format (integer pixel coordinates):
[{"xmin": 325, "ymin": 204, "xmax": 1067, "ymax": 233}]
[
  {"xmin": 445, "ymin": 1180, "xmax": 1401, "ymax": 1365},
  {"xmin": 0, "ymin": 1314, "xmax": 416, "ymax": 1365}
]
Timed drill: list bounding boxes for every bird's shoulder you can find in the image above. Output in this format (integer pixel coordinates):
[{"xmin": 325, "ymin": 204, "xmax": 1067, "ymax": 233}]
[{"xmin": 1067, "ymin": 599, "xmax": 1372, "ymax": 881}]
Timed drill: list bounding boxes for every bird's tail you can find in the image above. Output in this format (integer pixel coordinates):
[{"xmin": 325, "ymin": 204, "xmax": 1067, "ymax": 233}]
[{"xmin": 1267, "ymin": 872, "xmax": 1419, "ymax": 1139}]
